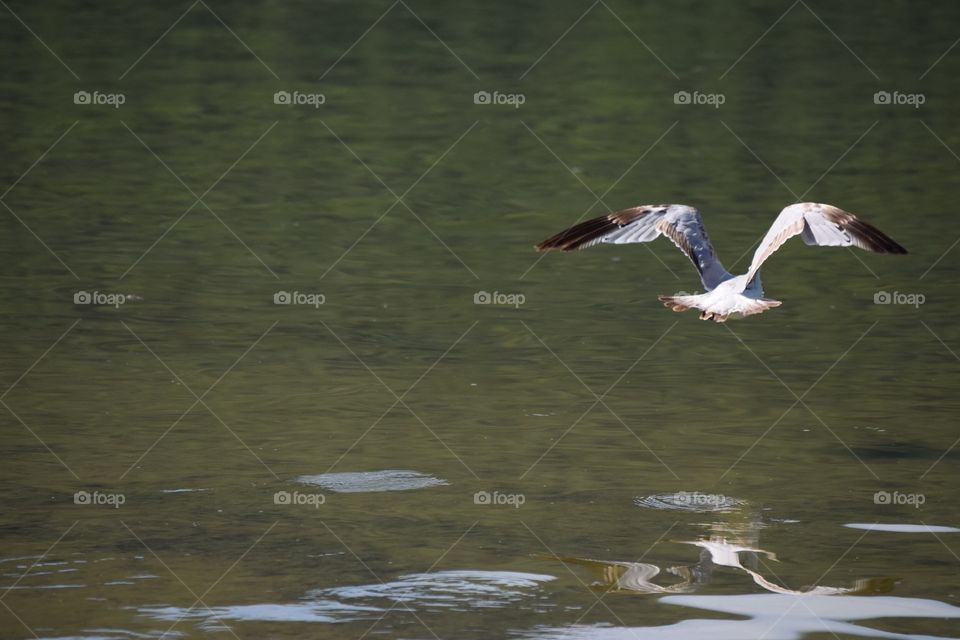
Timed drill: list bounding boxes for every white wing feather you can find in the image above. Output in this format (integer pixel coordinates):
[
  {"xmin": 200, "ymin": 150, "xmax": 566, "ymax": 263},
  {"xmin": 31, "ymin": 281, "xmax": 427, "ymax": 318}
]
[{"xmin": 746, "ymin": 202, "xmax": 907, "ymax": 282}]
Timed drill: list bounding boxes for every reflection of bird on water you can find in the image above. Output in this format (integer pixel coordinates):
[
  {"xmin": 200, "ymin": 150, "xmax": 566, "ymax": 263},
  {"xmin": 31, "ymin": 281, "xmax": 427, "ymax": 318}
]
[
  {"xmin": 546, "ymin": 498, "xmax": 893, "ymax": 595},
  {"xmin": 549, "ymin": 540, "xmax": 891, "ymax": 597},
  {"xmin": 548, "ymin": 555, "xmax": 696, "ymax": 594},
  {"xmin": 680, "ymin": 538, "xmax": 893, "ymax": 596},
  {"xmin": 536, "ymin": 202, "xmax": 907, "ymax": 321}
]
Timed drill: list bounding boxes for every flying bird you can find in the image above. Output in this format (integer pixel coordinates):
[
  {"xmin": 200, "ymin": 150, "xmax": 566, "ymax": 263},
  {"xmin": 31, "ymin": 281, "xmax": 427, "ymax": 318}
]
[{"xmin": 535, "ymin": 202, "xmax": 907, "ymax": 322}]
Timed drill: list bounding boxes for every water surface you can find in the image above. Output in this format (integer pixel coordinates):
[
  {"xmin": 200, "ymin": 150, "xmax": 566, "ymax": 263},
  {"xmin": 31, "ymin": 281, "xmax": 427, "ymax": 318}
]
[{"xmin": 2, "ymin": 1, "xmax": 959, "ymax": 638}]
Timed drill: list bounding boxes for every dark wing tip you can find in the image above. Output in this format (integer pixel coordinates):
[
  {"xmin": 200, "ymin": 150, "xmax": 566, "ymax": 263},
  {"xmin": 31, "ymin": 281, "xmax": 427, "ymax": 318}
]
[
  {"xmin": 825, "ymin": 207, "xmax": 909, "ymax": 255},
  {"xmin": 534, "ymin": 208, "xmax": 650, "ymax": 252},
  {"xmin": 534, "ymin": 229, "xmax": 586, "ymax": 251},
  {"xmin": 534, "ymin": 214, "xmax": 617, "ymax": 252},
  {"xmin": 884, "ymin": 240, "xmax": 908, "ymax": 255},
  {"xmin": 845, "ymin": 217, "xmax": 909, "ymax": 255},
  {"xmin": 533, "ymin": 240, "xmax": 560, "ymax": 252}
]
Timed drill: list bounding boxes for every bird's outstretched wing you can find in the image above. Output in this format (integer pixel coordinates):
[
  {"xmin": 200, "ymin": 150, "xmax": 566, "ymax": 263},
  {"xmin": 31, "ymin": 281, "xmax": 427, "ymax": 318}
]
[
  {"xmin": 745, "ymin": 203, "xmax": 907, "ymax": 282},
  {"xmin": 535, "ymin": 204, "xmax": 731, "ymax": 290}
]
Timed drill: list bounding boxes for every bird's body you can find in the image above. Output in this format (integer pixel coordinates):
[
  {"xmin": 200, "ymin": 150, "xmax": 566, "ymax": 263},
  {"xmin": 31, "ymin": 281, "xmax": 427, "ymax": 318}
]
[
  {"xmin": 657, "ymin": 275, "xmax": 780, "ymax": 323},
  {"xmin": 535, "ymin": 202, "xmax": 907, "ymax": 322}
]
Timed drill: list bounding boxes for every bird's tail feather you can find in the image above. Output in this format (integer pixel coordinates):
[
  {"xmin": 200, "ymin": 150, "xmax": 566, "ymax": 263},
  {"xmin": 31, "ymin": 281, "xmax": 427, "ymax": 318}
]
[{"xmin": 658, "ymin": 294, "xmax": 781, "ymax": 323}]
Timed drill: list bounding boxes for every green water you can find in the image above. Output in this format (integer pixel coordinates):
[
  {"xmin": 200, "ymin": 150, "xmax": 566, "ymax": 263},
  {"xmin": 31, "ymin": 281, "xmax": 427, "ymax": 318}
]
[{"xmin": 2, "ymin": 1, "xmax": 960, "ymax": 638}]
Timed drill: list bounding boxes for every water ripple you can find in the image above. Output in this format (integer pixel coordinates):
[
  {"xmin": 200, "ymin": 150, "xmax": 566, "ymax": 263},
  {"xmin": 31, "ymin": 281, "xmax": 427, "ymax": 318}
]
[
  {"xmin": 140, "ymin": 570, "xmax": 557, "ymax": 628},
  {"xmin": 634, "ymin": 492, "xmax": 746, "ymax": 513}
]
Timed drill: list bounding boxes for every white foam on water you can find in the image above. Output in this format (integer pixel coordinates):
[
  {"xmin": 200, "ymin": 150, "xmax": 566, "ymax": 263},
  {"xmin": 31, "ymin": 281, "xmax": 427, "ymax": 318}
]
[
  {"xmin": 297, "ymin": 469, "xmax": 449, "ymax": 493},
  {"xmin": 844, "ymin": 523, "xmax": 960, "ymax": 533},
  {"xmin": 524, "ymin": 593, "xmax": 960, "ymax": 640}
]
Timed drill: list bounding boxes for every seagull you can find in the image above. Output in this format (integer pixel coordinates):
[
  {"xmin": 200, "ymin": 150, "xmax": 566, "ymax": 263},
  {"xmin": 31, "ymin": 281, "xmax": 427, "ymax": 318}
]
[{"xmin": 535, "ymin": 202, "xmax": 907, "ymax": 322}]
